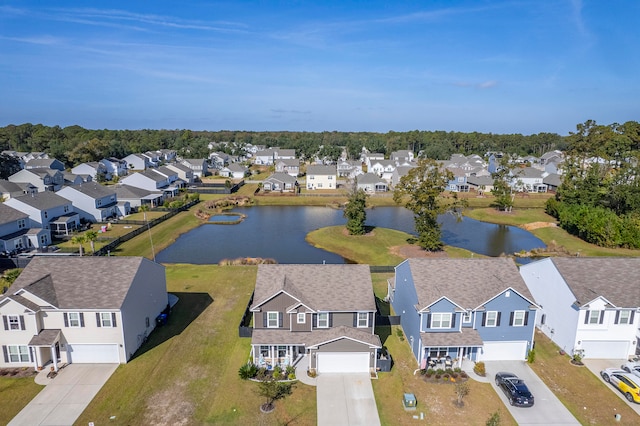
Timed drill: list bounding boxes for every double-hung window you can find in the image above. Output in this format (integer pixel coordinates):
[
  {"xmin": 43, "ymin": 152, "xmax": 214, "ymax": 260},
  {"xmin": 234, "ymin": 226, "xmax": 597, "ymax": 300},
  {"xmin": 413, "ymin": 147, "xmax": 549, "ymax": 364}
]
[
  {"xmin": 462, "ymin": 312, "xmax": 471, "ymax": 323},
  {"xmin": 431, "ymin": 313, "xmax": 452, "ymax": 329},
  {"xmin": 297, "ymin": 313, "xmax": 306, "ymax": 324},
  {"xmin": 317, "ymin": 313, "xmax": 329, "ymax": 328},
  {"xmin": 67, "ymin": 312, "xmax": 82, "ymax": 327},
  {"xmin": 485, "ymin": 311, "xmax": 498, "ymax": 327},
  {"xmin": 587, "ymin": 310, "xmax": 600, "ymax": 324},
  {"xmin": 357, "ymin": 312, "xmax": 368, "ymax": 328},
  {"xmin": 267, "ymin": 312, "xmax": 279, "ymax": 328},
  {"xmin": 7, "ymin": 315, "xmax": 21, "ymax": 330},
  {"xmin": 97, "ymin": 312, "xmax": 115, "ymax": 327},
  {"xmin": 512, "ymin": 311, "xmax": 526, "ymax": 327},
  {"xmin": 7, "ymin": 345, "xmax": 30, "ymax": 363}
]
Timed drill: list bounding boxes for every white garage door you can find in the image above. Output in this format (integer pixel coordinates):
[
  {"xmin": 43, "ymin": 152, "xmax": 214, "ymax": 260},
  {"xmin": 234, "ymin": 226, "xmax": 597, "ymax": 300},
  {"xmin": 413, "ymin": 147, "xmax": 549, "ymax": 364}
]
[
  {"xmin": 580, "ymin": 341, "xmax": 629, "ymax": 359},
  {"xmin": 317, "ymin": 352, "xmax": 369, "ymax": 373},
  {"xmin": 67, "ymin": 344, "xmax": 120, "ymax": 363},
  {"xmin": 480, "ymin": 341, "xmax": 527, "ymax": 361}
]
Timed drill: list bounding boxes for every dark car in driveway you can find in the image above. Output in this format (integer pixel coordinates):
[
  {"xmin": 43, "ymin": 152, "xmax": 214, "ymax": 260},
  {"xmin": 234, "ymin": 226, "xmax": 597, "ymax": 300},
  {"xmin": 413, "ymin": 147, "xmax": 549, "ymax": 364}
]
[{"xmin": 495, "ymin": 371, "xmax": 535, "ymax": 407}]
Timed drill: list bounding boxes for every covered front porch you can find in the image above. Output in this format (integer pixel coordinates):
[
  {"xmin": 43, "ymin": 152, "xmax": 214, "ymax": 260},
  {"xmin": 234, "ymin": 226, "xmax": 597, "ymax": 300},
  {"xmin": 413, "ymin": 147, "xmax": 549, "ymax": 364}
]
[
  {"xmin": 420, "ymin": 328, "xmax": 483, "ymax": 370},
  {"xmin": 28, "ymin": 329, "xmax": 64, "ymax": 372},
  {"xmin": 251, "ymin": 344, "xmax": 305, "ymax": 370}
]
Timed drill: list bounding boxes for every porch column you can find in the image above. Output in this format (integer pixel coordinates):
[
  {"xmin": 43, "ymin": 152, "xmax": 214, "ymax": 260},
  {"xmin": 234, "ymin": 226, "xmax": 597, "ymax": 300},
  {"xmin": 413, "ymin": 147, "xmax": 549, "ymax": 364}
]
[
  {"xmin": 457, "ymin": 347, "xmax": 463, "ymax": 369},
  {"xmin": 50, "ymin": 346, "xmax": 58, "ymax": 371}
]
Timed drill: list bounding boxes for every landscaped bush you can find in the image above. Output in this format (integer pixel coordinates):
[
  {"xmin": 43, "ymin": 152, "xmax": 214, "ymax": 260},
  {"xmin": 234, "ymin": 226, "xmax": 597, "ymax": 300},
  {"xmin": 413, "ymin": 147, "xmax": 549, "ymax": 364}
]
[
  {"xmin": 286, "ymin": 365, "xmax": 296, "ymax": 380},
  {"xmin": 272, "ymin": 365, "xmax": 283, "ymax": 380},
  {"xmin": 238, "ymin": 363, "xmax": 258, "ymax": 380},
  {"xmin": 473, "ymin": 362, "xmax": 486, "ymax": 376},
  {"xmin": 527, "ymin": 348, "xmax": 536, "ymax": 363}
]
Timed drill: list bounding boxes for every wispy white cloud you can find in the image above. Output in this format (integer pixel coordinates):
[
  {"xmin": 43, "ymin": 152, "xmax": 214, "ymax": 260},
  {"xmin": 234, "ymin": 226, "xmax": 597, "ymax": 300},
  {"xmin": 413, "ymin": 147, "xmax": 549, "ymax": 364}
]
[
  {"xmin": 478, "ymin": 80, "xmax": 498, "ymax": 89},
  {"xmin": 0, "ymin": 35, "xmax": 64, "ymax": 45}
]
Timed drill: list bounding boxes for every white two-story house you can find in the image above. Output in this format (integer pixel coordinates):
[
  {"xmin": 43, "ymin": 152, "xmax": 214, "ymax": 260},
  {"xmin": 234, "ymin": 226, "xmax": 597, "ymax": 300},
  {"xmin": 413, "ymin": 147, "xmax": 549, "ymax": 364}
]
[
  {"xmin": 57, "ymin": 183, "xmax": 122, "ymax": 222},
  {"xmin": 306, "ymin": 165, "xmax": 337, "ymax": 190}
]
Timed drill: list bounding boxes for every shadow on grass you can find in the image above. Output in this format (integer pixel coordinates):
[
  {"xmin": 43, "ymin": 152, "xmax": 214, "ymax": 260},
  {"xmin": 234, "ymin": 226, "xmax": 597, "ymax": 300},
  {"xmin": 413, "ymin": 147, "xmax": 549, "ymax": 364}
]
[
  {"xmin": 375, "ymin": 325, "xmax": 392, "ymax": 347},
  {"xmin": 131, "ymin": 292, "xmax": 213, "ymax": 360}
]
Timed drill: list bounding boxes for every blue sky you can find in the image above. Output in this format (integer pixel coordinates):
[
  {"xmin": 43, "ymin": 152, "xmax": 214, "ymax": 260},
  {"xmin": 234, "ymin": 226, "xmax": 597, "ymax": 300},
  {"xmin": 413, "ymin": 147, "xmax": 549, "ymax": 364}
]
[{"xmin": 0, "ymin": 1, "xmax": 638, "ymax": 135}]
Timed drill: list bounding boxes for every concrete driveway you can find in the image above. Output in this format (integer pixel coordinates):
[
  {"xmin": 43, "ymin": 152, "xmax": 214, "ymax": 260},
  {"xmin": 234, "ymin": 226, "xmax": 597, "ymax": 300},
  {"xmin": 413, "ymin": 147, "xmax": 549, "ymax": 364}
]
[
  {"xmin": 9, "ymin": 363, "xmax": 118, "ymax": 426},
  {"xmin": 484, "ymin": 361, "xmax": 580, "ymax": 425},
  {"xmin": 583, "ymin": 359, "xmax": 640, "ymax": 416},
  {"xmin": 316, "ymin": 373, "xmax": 380, "ymax": 426}
]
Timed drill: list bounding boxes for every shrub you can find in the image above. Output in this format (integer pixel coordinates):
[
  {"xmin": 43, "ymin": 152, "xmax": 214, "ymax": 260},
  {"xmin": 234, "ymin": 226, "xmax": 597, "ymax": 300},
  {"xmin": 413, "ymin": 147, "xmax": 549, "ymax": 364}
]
[
  {"xmin": 453, "ymin": 367, "xmax": 462, "ymax": 373},
  {"xmin": 256, "ymin": 367, "xmax": 268, "ymax": 380},
  {"xmin": 436, "ymin": 368, "xmax": 445, "ymax": 376},
  {"xmin": 238, "ymin": 363, "xmax": 258, "ymax": 380},
  {"xmin": 474, "ymin": 362, "xmax": 486, "ymax": 376},
  {"xmin": 420, "ymin": 368, "xmax": 427, "ymax": 376},
  {"xmin": 527, "ymin": 348, "xmax": 535, "ymax": 364},
  {"xmin": 272, "ymin": 365, "xmax": 283, "ymax": 380},
  {"xmin": 395, "ymin": 328, "xmax": 405, "ymax": 341},
  {"xmin": 285, "ymin": 365, "xmax": 295, "ymax": 377},
  {"xmin": 426, "ymin": 368, "xmax": 435, "ymax": 377},
  {"xmin": 486, "ymin": 411, "xmax": 501, "ymax": 426},
  {"xmin": 442, "ymin": 373, "xmax": 450, "ymax": 381}
]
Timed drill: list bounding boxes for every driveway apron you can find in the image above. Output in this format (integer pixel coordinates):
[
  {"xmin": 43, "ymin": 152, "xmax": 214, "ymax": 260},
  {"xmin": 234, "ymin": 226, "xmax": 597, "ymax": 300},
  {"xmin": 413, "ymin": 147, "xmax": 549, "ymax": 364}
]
[
  {"xmin": 317, "ymin": 373, "xmax": 381, "ymax": 426},
  {"xmin": 9, "ymin": 364, "xmax": 118, "ymax": 426},
  {"xmin": 484, "ymin": 361, "xmax": 580, "ymax": 426}
]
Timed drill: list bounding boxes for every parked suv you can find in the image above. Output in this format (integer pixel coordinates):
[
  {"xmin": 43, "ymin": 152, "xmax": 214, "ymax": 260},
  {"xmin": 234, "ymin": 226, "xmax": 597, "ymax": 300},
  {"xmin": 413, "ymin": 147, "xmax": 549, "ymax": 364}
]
[{"xmin": 495, "ymin": 372, "xmax": 535, "ymax": 407}]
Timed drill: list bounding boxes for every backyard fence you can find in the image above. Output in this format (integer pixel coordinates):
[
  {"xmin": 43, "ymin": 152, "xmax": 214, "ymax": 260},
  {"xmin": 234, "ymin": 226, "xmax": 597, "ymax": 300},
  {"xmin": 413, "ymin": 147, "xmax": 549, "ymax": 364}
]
[{"xmin": 238, "ymin": 291, "xmax": 255, "ymax": 338}]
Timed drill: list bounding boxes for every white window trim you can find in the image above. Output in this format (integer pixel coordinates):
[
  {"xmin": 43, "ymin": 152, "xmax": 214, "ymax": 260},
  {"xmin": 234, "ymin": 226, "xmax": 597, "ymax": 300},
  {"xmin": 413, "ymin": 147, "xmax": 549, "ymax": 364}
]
[
  {"xmin": 512, "ymin": 310, "xmax": 525, "ymax": 327},
  {"xmin": 463, "ymin": 312, "xmax": 471, "ymax": 323},
  {"xmin": 7, "ymin": 315, "xmax": 20, "ymax": 331},
  {"xmin": 588, "ymin": 310, "xmax": 600, "ymax": 324},
  {"xmin": 267, "ymin": 311, "xmax": 279, "ymax": 328},
  {"xmin": 431, "ymin": 312, "xmax": 452, "ymax": 329},
  {"xmin": 68, "ymin": 312, "xmax": 81, "ymax": 328},
  {"xmin": 297, "ymin": 312, "xmax": 305, "ymax": 324},
  {"xmin": 317, "ymin": 312, "xmax": 329, "ymax": 328},
  {"xmin": 99, "ymin": 312, "xmax": 114, "ymax": 327},
  {"xmin": 486, "ymin": 311, "xmax": 498, "ymax": 327},
  {"xmin": 7, "ymin": 345, "xmax": 30, "ymax": 363},
  {"xmin": 357, "ymin": 312, "xmax": 369, "ymax": 328},
  {"xmin": 618, "ymin": 310, "xmax": 631, "ymax": 324}
]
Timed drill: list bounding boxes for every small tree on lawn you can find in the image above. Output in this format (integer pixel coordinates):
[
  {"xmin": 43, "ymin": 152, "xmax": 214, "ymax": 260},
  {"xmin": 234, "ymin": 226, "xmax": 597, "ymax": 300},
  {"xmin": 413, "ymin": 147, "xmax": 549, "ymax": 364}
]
[
  {"xmin": 256, "ymin": 376, "xmax": 293, "ymax": 413},
  {"xmin": 71, "ymin": 234, "xmax": 86, "ymax": 256},
  {"xmin": 85, "ymin": 230, "xmax": 98, "ymax": 254},
  {"xmin": 486, "ymin": 410, "xmax": 501, "ymax": 426},
  {"xmin": 343, "ymin": 180, "xmax": 368, "ymax": 235},
  {"xmin": 454, "ymin": 381, "xmax": 470, "ymax": 407}
]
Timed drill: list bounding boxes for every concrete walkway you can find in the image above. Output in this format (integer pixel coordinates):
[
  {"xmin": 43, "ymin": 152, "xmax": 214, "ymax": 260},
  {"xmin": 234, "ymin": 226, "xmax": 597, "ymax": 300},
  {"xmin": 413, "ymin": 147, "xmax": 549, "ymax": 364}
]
[
  {"xmin": 317, "ymin": 373, "xmax": 381, "ymax": 426},
  {"xmin": 583, "ymin": 359, "xmax": 640, "ymax": 417},
  {"xmin": 9, "ymin": 363, "xmax": 118, "ymax": 426}
]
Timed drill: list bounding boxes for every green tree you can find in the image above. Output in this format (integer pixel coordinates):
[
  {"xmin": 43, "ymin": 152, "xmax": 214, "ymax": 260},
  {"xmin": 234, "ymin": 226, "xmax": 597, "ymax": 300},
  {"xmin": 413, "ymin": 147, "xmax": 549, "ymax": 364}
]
[
  {"xmin": 343, "ymin": 181, "xmax": 368, "ymax": 235},
  {"xmin": 256, "ymin": 376, "xmax": 293, "ymax": 412},
  {"xmin": 85, "ymin": 230, "xmax": 98, "ymax": 254},
  {"xmin": 71, "ymin": 234, "xmax": 86, "ymax": 256},
  {"xmin": 454, "ymin": 381, "xmax": 470, "ymax": 406},
  {"xmin": 393, "ymin": 158, "xmax": 465, "ymax": 251},
  {"xmin": 0, "ymin": 154, "xmax": 21, "ymax": 179}
]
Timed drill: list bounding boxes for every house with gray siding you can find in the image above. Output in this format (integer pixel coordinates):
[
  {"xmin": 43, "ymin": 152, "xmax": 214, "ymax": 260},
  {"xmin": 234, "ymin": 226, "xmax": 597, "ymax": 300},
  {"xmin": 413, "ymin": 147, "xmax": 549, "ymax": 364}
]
[
  {"xmin": 389, "ymin": 258, "xmax": 538, "ymax": 369},
  {"xmin": 0, "ymin": 204, "xmax": 50, "ymax": 253},
  {"xmin": 0, "ymin": 257, "xmax": 168, "ymax": 370},
  {"xmin": 4, "ymin": 192, "xmax": 79, "ymax": 236},
  {"xmin": 0, "ymin": 179, "xmax": 38, "ymax": 200},
  {"xmin": 57, "ymin": 183, "xmax": 121, "ymax": 222},
  {"xmin": 9, "ymin": 168, "xmax": 64, "ymax": 192},
  {"xmin": 250, "ymin": 264, "xmax": 381, "ymax": 374}
]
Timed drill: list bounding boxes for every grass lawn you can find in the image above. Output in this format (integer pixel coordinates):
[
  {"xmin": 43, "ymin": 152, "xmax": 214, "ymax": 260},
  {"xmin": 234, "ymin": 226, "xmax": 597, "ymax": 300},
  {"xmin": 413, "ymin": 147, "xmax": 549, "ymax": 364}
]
[
  {"xmin": 465, "ymin": 207, "xmax": 557, "ymax": 226},
  {"xmin": 0, "ymin": 376, "xmax": 43, "ymax": 425},
  {"xmin": 55, "ymin": 223, "xmax": 144, "ymax": 253},
  {"xmin": 76, "ymin": 265, "xmax": 317, "ymax": 425},
  {"xmin": 528, "ymin": 330, "xmax": 638, "ymax": 425}
]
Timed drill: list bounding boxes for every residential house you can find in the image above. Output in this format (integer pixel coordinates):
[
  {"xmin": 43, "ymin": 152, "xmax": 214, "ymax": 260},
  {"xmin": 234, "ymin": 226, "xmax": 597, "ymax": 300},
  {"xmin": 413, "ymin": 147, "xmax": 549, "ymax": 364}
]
[
  {"xmin": 540, "ymin": 150, "xmax": 564, "ymax": 166},
  {"xmin": 4, "ymin": 192, "xmax": 79, "ymax": 236},
  {"xmin": 388, "ymin": 258, "xmax": 538, "ymax": 368},
  {"xmin": 57, "ymin": 183, "xmax": 123, "ymax": 222},
  {"xmin": 158, "ymin": 149, "xmax": 177, "ymax": 163},
  {"xmin": 0, "ymin": 180, "xmax": 38, "ymax": 200},
  {"xmin": 249, "ymin": 264, "xmax": 381, "ymax": 374},
  {"xmin": 113, "ymin": 184, "xmax": 163, "ymax": 209},
  {"xmin": 390, "ymin": 165, "xmax": 415, "ymax": 187},
  {"xmin": 9, "ymin": 168, "xmax": 64, "ymax": 192},
  {"xmin": 0, "ymin": 204, "xmax": 50, "ymax": 253},
  {"xmin": 219, "ymin": 163, "xmax": 249, "ymax": 179},
  {"xmin": 71, "ymin": 162, "xmax": 111, "ymax": 181},
  {"xmin": 165, "ymin": 163, "xmax": 195, "ymax": 184},
  {"xmin": 0, "ymin": 257, "xmax": 168, "ymax": 370},
  {"xmin": 369, "ymin": 160, "xmax": 396, "ymax": 181},
  {"xmin": 356, "ymin": 173, "xmax": 388, "ymax": 193},
  {"xmin": 122, "ymin": 154, "xmax": 150, "ymax": 171},
  {"xmin": 513, "ymin": 167, "xmax": 547, "ymax": 193},
  {"xmin": 180, "ymin": 158, "xmax": 209, "ymax": 178},
  {"xmin": 306, "ymin": 165, "xmax": 337, "ymax": 190},
  {"xmin": 543, "ymin": 173, "xmax": 562, "ymax": 192},
  {"xmin": 253, "ymin": 148, "xmax": 296, "ymax": 165},
  {"xmin": 446, "ymin": 167, "xmax": 470, "ymax": 192},
  {"xmin": 275, "ymin": 159, "xmax": 300, "ymax": 177},
  {"xmin": 121, "ymin": 170, "xmax": 177, "ymax": 197},
  {"xmin": 142, "ymin": 151, "xmax": 160, "ymax": 167},
  {"xmin": 519, "ymin": 257, "xmax": 640, "ymax": 359},
  {"xmin": 466, "ymin": 176, "xmax": 495, "ymax": 194},
  {"xmin": 24, "ymin": 158, "xmax": 65, "ymax": 172},
  {"xmin": 151, "ymin": 166, "xmax": 182, "ymax": 192},
  {"xmin": 208, "ymin": 152, "xmax": 230, "ymax": 170},
  {"xmin": 362, "ymin": 153, "xmax": 385, "ymax": 170},
  {"xmin": 262, "ymin": 173, "xmax": 298, "ymax": 192},
  {"xmin": 390, "ymin": 150, "xmax": 415, "ymax": 165},
  {"xmin": 100, "ymin": 157, "xmax": 129, "ymax": 177},
  {"xmin": 337, "ymin": 160, "xmax": 364, "ymax": 179}
]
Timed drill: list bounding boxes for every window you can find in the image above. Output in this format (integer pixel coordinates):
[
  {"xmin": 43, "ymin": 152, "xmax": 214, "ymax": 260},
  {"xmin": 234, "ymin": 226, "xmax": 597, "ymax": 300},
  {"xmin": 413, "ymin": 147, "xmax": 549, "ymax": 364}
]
[
  {"xmin": 17, "ymin": 219, "xmax": 26, "ymax": 229},
  {"xmin": 317, "ymin": 313, "xmax": 329, "ymax": 328},
  {"xmin": 278, "ymin": 346, "xmax": 286, "ymax": 357},
  {"xmin": 357, "ymin": 312, "xmax": 369, "ymax": 328},
  {"xmin": 485, "ymin": 311, "xmax": 498, "ymax": 327},
  {"xmin": 66, "ymin": 312, "xmax": 82, "ymax": 327},
  {"xmin": 64, "ymin": 205, "xmax": 69, "ymax": 213},
  {"xmin": 7, "ymin": 345, "xmax": 30, "ymax": 363},
  {"xmin": 317, "ymin": 183, "xmax": 323, "ymax": 188},
  {"xmin": 260, "ymin": 346, "xmax": 269, "ymax": 357},
  {"xmin": 617, "ymin": 310, "xmax": 632, "ymax": 325},
  {"xmin": 431, "ymin": 313, "xmax": 452, "ymax": 329},
  {"xmin": 7, "ymin": 315, "xmax": 20, "ymax": 330},
  {"xmin": 44, "ymin": 211, "xmax": 48, "ymax": 219},
  {"xmin": 328, "ymin": 175, "xmax": 333, "ymax": 180},
  {"xmin": 309, "ymin": 175, "xmax": 315, "ymax": 180},
  {"xmin": 40, "ymin": 235, "xmax": 48, "ymax": 245},
  {"xmin": 512, "ymin": 311, "xmax": 526, "ymax": 327},
  {"xmin": 297, "ymin": 312, "xmax": 306, "ymax": 324},
  {"xmin": 588, "ymin": 310, "xmax": 600, "ymax": 324},
  {"xmin": 98, "ymin": 312, "xmax": 114, "ymax": 327},
  {"xmin": 267, "ymin": 312, "xmax": 279, "ymax": 328},
  {"xmin": 462, "ymin": 312, "xmax": 471, "ymax": 323}
]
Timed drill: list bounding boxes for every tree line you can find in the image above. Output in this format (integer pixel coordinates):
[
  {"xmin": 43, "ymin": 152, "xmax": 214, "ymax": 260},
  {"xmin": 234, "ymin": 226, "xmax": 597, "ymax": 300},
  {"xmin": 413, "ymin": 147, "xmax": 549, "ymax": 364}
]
[{"xmin": 0, "ymin": 123, "xmax": 568, "ymax": 168}]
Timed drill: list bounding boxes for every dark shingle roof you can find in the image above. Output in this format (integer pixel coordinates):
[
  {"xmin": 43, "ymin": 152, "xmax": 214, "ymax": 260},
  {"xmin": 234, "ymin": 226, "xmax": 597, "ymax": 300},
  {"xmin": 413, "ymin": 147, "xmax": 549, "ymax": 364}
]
[
  {"xmin": 550, "ymin": 257, "xmax": 640, "ymax": 308},
  {"xmin": 10, "ymin": 191, "xmax": 70, "ymax": 209},
  {"xmin": 0, "ymin": 203, "xmax": 28, "ymax": 224},
  {"xmin": 405, "ymin": 258, "xmax": 534, "ymax": 310},
  {"xmin": 251, "ymin": 326, "xmax": 381, "ymax": 348},
  {"xmin": 113, "ymin": 184, "xmax": 159, "ymax": 199},
  {"xmin": 421, "ymin": 328, "xmax": 483, "ymax": 347},
  {"xmin": 306, "ymin": 165, "xmax": 337, "ymax": 175},
  {"xmin": 5, "ymin": 257, "xmax": 149, "ymax": 309},
  {"xmin": 252, "ymin": 264, "xmax": 375, "ymax": 312},
  {"xmin": 61, "ymin": 182, "xmax": 116, "ymax": 199}
]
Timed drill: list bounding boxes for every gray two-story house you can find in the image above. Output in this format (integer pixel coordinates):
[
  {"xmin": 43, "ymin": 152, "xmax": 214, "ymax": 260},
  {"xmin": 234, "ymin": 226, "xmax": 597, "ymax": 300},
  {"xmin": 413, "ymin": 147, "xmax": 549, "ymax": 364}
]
[
  {"xmin": 389, "ymin": 258, "xmax": 538, "ymax": 369},
  {"xmin": 250, "ymin": 264, "xmax": 381, "ymax": 374},
  {"xmin": 57, "ymin": 183, "xmax": 121, "ymax": 222},
  {"xmin": 4, "ymin": 192, "xmax": 79, "ymax": 236},
  {"xmin": 0, "ymin": 204, "xmax": 50, "ymax": 253}
]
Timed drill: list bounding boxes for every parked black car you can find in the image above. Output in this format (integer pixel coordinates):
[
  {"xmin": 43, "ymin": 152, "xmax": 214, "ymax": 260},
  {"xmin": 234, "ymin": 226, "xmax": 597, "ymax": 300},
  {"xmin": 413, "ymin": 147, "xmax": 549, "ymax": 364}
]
[{"xmin": 495, "ymin": 372, "xmax": 535, "ymax": 407}]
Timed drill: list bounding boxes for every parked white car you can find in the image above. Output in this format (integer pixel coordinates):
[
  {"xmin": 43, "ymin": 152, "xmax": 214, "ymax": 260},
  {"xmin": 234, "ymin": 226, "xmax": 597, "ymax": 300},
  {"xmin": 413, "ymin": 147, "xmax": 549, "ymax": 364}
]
[{"xmin": 621, "ymin": 361, "xmax": 640, "ymax": 379}]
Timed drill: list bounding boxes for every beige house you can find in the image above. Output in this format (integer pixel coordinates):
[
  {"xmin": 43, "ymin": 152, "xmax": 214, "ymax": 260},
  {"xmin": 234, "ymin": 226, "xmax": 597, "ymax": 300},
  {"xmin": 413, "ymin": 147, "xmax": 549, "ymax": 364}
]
[
  {"xmin": 0, "ymin": 257, "xmax": 168, "ymax": 371},
  {"xmin": 305, "ymin": 165, "xmax": 337, "ymax": 190}
]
